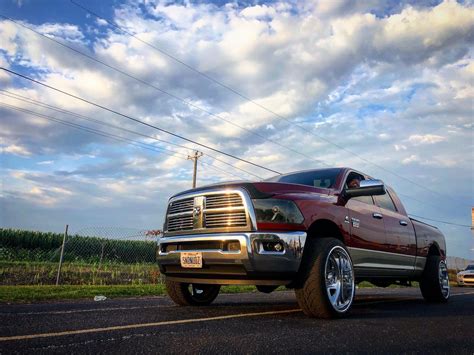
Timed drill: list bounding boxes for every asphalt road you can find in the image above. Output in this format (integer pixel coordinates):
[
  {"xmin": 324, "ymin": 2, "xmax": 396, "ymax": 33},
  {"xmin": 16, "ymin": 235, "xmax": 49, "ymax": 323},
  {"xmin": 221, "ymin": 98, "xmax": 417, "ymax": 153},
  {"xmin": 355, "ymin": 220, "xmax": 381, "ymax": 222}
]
[{"xmin": 1, "ymin": 287, "xmax": 473, "ymax": 354}]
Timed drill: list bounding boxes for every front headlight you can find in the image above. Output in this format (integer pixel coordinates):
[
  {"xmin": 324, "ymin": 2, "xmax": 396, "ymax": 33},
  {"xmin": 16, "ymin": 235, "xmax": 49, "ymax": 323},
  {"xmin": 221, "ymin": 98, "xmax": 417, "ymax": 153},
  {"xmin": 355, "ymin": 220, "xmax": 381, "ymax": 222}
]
[{"xmin": 252, "ymin": 199, "xmax": 304, "ymax": 224}]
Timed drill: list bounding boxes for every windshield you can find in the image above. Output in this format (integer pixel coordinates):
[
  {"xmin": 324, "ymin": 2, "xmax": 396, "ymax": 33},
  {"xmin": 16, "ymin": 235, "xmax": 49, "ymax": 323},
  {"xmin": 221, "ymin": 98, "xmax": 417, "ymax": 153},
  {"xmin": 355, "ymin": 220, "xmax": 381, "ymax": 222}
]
[
  {"xmin": 266, "ymin": 168, "xmax": 341, "ymax": 189},
  {"xmin": 466, "ymin": 265, "xmax": 474, "ymax": 271}
]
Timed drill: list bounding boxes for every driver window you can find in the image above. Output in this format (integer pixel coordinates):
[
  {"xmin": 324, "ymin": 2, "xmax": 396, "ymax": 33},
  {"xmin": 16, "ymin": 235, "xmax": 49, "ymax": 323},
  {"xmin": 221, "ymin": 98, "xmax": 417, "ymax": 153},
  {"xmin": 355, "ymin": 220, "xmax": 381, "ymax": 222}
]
[
  {"xmin": 345, "ymin": 172, "xmax": 372, "ymax": 205},
  {"xmin": 345, "ymin": 172, "xmax": 365, "ymax": 189}
]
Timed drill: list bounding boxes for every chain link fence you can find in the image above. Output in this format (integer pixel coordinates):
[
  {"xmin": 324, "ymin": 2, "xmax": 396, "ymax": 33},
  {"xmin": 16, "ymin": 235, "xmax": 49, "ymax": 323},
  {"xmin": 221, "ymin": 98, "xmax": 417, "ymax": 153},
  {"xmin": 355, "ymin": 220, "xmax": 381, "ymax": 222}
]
[
  {"xmin": 447, "ymin": 256, "xmax": 474, "ymax": 272},
  {"xmin": 0, "ymin": 227, "xmax": 162, "ymax": 286},
  {"xmin": 1, "ymin": 227, "xmax": 473, "ymax": 286}
]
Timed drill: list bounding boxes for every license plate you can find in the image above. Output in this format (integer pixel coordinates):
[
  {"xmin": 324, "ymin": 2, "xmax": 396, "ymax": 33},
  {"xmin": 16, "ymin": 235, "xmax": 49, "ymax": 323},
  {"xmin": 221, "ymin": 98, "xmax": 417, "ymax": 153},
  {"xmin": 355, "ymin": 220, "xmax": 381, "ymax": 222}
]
[{"xmin": 180, "ymin": 252, "xmax": 203, "ymax": 268}]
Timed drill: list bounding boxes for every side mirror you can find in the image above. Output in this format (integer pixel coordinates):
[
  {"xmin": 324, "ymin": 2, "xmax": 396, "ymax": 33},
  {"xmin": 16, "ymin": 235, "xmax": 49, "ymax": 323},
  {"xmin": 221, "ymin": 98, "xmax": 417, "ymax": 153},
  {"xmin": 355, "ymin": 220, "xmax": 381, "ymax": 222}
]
[{"xmin": 344, "ymin": 179, "xmax": 386, "ymax": 199}]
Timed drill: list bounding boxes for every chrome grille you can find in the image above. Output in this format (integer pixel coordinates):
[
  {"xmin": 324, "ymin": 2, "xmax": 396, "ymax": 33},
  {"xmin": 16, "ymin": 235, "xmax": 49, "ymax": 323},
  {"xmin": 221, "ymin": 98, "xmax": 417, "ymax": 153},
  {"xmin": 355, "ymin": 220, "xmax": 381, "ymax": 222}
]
[
  {"xmin": 167, "ymin": 214, "xmax": 193, "ymax": 232},
  {"xmin": 205, "ymin": 193, "xmax": 243, "ymax": 209},
  {"xmin": 165, "ymin": 190, "xmax": 251, "ymax": 235},
  {"xmin": 205, "ymin": 211, "xmax": 247, "ymax": 228},
  {"xmin": 168, "ymin": 198, "xmax": 193, "ymax": 214}
]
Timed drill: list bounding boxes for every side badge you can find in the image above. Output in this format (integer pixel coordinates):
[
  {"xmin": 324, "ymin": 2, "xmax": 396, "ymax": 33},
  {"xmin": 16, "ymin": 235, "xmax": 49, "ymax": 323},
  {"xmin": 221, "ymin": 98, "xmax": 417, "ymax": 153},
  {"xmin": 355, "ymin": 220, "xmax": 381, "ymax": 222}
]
[{"xmin": 351, "ymin": 218, "xmax": 360, "ymax": 228}]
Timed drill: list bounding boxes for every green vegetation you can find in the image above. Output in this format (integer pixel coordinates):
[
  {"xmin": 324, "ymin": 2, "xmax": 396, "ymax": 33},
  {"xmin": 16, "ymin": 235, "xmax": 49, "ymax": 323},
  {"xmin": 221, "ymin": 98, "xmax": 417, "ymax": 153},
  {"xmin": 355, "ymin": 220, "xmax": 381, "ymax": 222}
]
[
  {"xmin": 0, "ymin": 229, "xmax": 64, "ymax": 250},
  {"xmin": 0, "ymin": 229, "xmax": 463, "ymax": 292},
  {"xmin": 0, "ymin": 284, "xmax": 166, "ymax": 303},
  {"xmin": 0, "ymin": 261, "xmax": 161, "ymax": 286},
  {"xmin": 0, "ymin": 284, "xmax": 264, "ymax": 303},
  {"xmin": 0, "ymin": 228, "xmax": 157, "ymax": 264}
]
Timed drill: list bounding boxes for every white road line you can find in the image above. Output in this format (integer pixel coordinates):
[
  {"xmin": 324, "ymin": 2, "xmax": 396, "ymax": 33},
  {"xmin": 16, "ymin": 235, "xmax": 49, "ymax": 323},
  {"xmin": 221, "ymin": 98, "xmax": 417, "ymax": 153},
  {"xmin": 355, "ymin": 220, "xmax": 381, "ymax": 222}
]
[
  {"xmin": 2, "ymin": 291, "xmax": 473, "ymax": 342},
  {"xmin": 1, "ymin": 305, "xmax": 173, "ymax": 316},
  {"xmin": 0, "ymin": 309, "xmax": 301, "ymax": 342},
  {"xmin": 356, "ymin": 290, "xmax": 474, "ymax": 305},
  {"xmin": 451, "ymin": 291, "xmax": 474, "ymax": 296}
]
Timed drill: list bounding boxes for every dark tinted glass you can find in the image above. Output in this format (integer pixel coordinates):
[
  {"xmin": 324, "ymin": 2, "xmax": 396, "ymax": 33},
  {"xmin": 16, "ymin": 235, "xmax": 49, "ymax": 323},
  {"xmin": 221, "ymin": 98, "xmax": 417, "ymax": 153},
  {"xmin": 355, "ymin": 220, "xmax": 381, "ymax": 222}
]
[
  {"xmin": 466, "ymin": 265, "xmax": 474, "ymax": 271},
  {"xmin": 374, "ymin": 192, "xmax": 397, "ymax": 212},
  {"xmin": 266, "ymin": 169, "xmax": 340, "ymax": 188}
]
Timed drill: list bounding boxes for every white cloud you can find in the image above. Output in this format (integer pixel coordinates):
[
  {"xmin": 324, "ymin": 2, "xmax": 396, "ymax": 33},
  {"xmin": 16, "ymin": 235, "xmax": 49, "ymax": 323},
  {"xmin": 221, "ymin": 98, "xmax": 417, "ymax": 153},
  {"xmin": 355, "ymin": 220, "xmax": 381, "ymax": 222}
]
[
  {"xmin": 37, "ymin": 160, "xmax": 54, "ymax": 165},
  {"xmin": 402, "ymin": 154, "xmax": 419, "ymax": 164},
  {"xmin": 1, "ymin": 144, "xmax": 32, "ymax": 156},
  {"xmin": 240, "ymin": 4, "xmax": 276, "ymax": 19},
  {"xmin": 408, "ymin": 134, "xmax": 447, "ymax": 145},
  {"xmin": 373, "ymin": 1, "xmax": 474, "ymax": 63},
  {"xmin": 96, "ymin": 18, "xmax": 108, "ymax": 27},
  {"xmin": 394, "ymin": 144, "xmax": 407, "ymax": 151}
]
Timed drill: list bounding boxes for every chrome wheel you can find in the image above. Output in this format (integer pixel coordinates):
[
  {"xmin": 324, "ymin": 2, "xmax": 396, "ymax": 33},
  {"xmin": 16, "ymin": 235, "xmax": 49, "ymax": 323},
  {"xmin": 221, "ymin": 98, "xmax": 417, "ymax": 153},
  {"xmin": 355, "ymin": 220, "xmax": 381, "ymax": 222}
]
[
  {"xmin": 325, "ymin": 246, "xmax": 355, "ymax": 313},
  {"xmin": 438, "ymin": 260, "xmax": 450, "ymax": 299}
]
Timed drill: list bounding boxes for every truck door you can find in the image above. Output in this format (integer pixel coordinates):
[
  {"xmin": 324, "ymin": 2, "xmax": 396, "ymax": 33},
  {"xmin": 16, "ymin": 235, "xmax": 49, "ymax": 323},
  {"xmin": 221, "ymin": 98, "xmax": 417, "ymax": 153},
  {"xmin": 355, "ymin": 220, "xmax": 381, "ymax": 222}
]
[
  {"xmin": 346, "ymin": 195, "xmax": 390, "ymax": 276},
  {"xmin": 373, "ymin": 189, "xmax": 417, "ymax": 276}
]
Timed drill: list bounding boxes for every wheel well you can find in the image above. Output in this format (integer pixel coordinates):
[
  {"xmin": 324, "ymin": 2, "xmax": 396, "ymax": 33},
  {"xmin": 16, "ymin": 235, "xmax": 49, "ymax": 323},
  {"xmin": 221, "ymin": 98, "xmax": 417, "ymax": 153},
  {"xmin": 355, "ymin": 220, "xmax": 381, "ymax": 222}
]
[
  {"xmin": 290, "ymin": 219, "xmax": 345, "ymax": 289},
  {"xmin": 428, "ymin": 243, "xmax": 441, "ymax": 256},
  {"xmin": 307, "ymin": 219, "xmax": 344, "ymax": 243}
]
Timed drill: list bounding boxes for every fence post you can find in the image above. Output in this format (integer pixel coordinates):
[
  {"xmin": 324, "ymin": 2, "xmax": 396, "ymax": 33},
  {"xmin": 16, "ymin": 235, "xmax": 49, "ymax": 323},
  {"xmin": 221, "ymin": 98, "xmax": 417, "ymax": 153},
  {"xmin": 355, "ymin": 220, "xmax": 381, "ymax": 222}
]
[
  {"xmin": 98, "ymin": 241, "xmax": 106, "ymax": 270},
  {"xmin": 56, "ymin": 224, "xmax": 69, "ymax": 286}
]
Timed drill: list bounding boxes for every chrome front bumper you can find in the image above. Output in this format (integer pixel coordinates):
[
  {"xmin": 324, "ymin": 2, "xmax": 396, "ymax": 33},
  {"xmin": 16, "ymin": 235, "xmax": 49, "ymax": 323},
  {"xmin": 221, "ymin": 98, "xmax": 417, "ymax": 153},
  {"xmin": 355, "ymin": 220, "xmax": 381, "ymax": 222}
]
[{"xmin": 157, "ymin": 231, "xmax": 307, "ymax": 285}]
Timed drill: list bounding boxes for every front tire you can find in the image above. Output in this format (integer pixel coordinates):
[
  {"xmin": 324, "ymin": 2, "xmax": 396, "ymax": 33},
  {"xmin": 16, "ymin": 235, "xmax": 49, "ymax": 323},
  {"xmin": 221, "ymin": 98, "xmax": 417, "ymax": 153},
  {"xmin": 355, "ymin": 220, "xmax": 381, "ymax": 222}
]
[
  {"xmin": 165, "ymin": 280, "xmax": 220, "ymax": 306},
  {"xmin": 295, "ymin": 238, "xmax": 355, "ymax": 318},
  {"xmin": 420, "ymin": 256, "xmax": 449, "ymax": 303}
]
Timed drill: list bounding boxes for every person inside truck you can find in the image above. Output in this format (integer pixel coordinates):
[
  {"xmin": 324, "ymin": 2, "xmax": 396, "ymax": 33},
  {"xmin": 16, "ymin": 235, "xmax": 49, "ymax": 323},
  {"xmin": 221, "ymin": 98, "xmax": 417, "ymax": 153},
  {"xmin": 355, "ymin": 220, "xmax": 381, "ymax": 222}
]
[{"xmin": 347, "ymin": 176, "xmax": 361, "ymax": 189}]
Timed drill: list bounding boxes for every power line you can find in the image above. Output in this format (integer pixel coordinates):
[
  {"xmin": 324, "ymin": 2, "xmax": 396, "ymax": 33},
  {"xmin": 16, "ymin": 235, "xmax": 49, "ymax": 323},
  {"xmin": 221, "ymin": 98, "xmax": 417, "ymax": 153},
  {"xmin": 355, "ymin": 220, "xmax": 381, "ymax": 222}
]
[
  {"xmin": 199, "ymin": 160, "xmax": 245, "ymax": 181},
  {"xmin": 0, "ymin": 102, "xmax": 187, "ymax": 160},
  {"xmin": 408, "ymin": 214, "xmax": 472, "ymax": 228},
  {"xmin": 2, "ymin": 12, "xmax": 468, "ymax": 210},
  {"xmin": 6, "ymin": 11, "xmax": 461, "ymax": 207},
  {"xmin": 0, "ymin": 89, "xmax": 264, "ymax": 180},
  {"xmin": 3, "ymin": 88, "xmax": 464, "ymax": 220},
  {"xmin": 3, "ymin": 101, "xmax": 469, "ymax": 228},
  {"xmin": 397, "ymin": 192, "xmax": 451, "ymax": 213},
  {"xmin": 1, "ymin": 102, "xmax": 249, "ymax": 183},
  {"xmin": 69, "ymin": 1, "xmax": 468, "ymax": 206},
  {"xmin": 1, "ymin": 67, "xmax": 281, "ymax": 175},
  {"xmin": 0, "ymin": 14, "xmax": 329, "ymax": 169}
]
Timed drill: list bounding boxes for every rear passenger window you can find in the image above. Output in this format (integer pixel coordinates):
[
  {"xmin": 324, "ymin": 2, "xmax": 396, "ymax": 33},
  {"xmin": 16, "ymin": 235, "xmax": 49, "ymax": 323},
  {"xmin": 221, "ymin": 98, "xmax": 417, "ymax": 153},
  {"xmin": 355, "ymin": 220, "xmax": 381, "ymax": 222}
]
[
  {"xmin": 352, "ymin": 195, "xmax": 374, "ymax": 205},
  {"xmin": 374, "ymin": 192, "xmax": 397, "ymax": 212},
  {"xmin": 313, "ymin": 179, "xmax": 332, "ymax": 188}
]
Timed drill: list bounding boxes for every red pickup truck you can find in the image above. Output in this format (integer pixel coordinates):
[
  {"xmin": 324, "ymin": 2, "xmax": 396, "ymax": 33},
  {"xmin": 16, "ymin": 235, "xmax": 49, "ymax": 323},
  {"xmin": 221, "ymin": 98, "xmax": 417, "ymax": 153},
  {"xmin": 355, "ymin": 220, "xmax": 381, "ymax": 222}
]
[{"xmin": 157, "ymin": 168, "xmax": 449, "ymax": 318}]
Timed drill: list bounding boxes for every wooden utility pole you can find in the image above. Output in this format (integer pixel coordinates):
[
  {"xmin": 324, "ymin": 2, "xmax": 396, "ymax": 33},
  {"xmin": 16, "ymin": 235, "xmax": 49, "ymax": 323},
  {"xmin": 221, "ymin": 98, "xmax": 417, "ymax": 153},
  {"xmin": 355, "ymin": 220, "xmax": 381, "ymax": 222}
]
[{"xmin": 187, "ymin": 151, "xmax": 203, "ymax": 188}]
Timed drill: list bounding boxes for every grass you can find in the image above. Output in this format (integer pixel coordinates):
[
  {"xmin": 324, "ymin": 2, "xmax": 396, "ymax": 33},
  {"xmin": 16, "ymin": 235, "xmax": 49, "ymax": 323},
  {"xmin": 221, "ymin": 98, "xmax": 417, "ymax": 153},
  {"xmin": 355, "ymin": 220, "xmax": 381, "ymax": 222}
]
[
  {"xmin": 0, "ymin": 284, "xmax": 166, "ymax": 303},
  {"xmin": 1, "ymin": 280, "xmax": 462, "ymax": 304},
  {"xmin": 0, "ymin": 260, "xmax": 160, "ymax": 286},
  {"xmin": 0, "ymin": 284, "xmax": 268, "ymax": 303}
]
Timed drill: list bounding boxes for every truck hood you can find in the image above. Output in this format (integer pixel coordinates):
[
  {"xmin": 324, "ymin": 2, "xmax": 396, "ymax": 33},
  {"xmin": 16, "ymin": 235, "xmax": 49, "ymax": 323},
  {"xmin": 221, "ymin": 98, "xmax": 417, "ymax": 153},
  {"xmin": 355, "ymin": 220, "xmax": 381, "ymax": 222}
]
[{"xmin": 171, "ymin": 181, "xmax": 332, "ymax": 200}]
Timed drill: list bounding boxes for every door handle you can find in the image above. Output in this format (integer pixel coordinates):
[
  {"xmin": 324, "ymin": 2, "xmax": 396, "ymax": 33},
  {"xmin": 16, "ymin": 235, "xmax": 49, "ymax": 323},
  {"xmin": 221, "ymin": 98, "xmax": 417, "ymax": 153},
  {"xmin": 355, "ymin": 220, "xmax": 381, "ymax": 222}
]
[
  {"xmin": 399, "ymin": 220, "xmax": 408, "ymax": 226},
  {"xmin": 372, "ymin": 213, "xmax": 383, "ymax": 219}
]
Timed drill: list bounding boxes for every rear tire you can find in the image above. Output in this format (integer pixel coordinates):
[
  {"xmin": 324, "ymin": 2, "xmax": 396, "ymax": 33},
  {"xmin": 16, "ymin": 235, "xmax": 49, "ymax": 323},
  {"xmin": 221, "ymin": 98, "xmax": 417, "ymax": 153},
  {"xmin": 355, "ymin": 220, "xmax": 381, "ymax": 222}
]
[
  {"xmin": 420, "ymin": 255, "xmax": 449, "ymax": 303},
  {"xmin": 165, "ymin": 280, "xmax": 220, "ymax": 306},
  {"xmin": 295, "ymin": 238, "xmax": 355, "ymax": 318},
  {"xmin": 256, "ymin": 285, "xmax": 278, "ymax": 294}
]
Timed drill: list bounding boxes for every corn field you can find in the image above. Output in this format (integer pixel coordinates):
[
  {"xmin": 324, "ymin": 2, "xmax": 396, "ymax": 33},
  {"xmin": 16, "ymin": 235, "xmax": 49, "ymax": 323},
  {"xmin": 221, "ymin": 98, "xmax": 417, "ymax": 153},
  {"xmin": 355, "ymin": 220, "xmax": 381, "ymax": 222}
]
[{"xmin": 0, "ymin": 228, "xmax": 162, "ymax": 286}]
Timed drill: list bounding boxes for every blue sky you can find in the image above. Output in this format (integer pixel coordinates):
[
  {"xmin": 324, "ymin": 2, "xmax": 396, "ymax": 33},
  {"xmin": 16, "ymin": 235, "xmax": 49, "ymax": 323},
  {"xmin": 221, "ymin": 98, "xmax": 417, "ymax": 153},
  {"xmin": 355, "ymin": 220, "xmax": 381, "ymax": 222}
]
[{"xmin": 0, "ymin": 0, "xmax": 473, "ymax": 259}]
